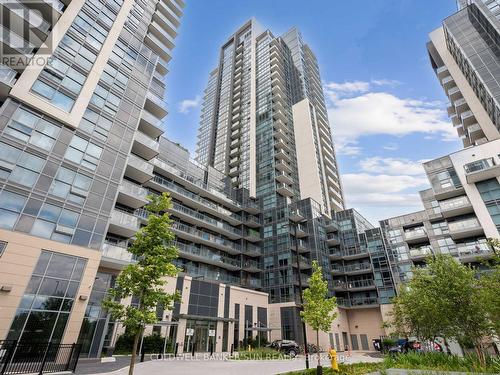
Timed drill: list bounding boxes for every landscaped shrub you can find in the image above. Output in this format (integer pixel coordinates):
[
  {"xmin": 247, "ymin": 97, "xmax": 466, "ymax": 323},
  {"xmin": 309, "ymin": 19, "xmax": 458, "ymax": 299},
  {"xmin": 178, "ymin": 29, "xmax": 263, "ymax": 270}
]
[{"xmin": 114, "ymin": 332, "xmax": 173, "ymax": 354}]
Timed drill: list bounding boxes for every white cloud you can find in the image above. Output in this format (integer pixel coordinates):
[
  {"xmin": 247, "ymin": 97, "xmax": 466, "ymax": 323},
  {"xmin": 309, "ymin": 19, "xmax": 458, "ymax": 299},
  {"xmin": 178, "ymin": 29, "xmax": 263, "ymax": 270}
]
[
  {"xmin": 341, "ymin": 172, "xmax": 429, "ymax": 224},
  {"xmin": 371, "ymin": 79, "xmax": 401, "ymax": 87},
  {"xmin": 178, "ymin": 95, "xmax": 201, "ymax": 114},
  {"xmin": 358, "ymin": 156, "xmax": 427, "ymax": 176},
  {"xmin": 325, "ymin": 80, "xmax": 456, "ymax": 155},
  {"xmin": 382, "ymin": 143, "xmax": 399, "ymax": 151}
]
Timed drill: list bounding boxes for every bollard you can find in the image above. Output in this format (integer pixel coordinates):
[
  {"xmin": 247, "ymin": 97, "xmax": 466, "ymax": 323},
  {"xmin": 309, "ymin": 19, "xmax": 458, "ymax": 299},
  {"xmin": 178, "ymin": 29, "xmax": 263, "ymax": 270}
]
[
  {"xmin": 191, "ymin": 342, "xmax": 196, "ymax": 357},
  {"xmin": 140, "ymin": 344, "xmax": 146, "ymax": 363},
  {"xmin": 316, "ymin": 365, "xmax": 323, "ymax": 375},
  {"xmin": 230, "ymin": 344, "xmax": 234, "ymax": 356},
  {"xmin": 329, "ymin": 348, "xmax": 339, "ymax": 372},
  {"xmin": 210, "ymin": 342, "xmax": 213, "ymax": 356},
  {"xmin": 174, "ymin": 343, "xmax": 179, "ymax": 357}
]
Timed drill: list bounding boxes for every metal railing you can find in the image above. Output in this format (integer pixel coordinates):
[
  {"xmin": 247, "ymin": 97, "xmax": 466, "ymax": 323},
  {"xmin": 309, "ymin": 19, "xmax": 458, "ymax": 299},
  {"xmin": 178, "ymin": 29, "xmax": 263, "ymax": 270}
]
[
  {"xmin": 0, "ymin": 341, "xmax": 81, "ymax": 375},
  {"xmin": 464, "ymin": 157, "xmax": 496, "ymax": 174}
]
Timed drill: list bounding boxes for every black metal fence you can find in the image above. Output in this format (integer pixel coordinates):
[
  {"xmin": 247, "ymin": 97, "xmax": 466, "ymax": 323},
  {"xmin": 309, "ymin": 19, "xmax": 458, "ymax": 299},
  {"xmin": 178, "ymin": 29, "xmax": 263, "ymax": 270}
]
[{"xmin": 0, "ymin": 340, "xmax": 81, "ymax": 375}]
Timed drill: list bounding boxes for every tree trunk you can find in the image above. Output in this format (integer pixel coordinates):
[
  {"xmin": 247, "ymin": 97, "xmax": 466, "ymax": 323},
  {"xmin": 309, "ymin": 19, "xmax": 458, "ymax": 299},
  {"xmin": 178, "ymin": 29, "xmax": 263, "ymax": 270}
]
[
  {"xmin": 475, "ymin": 343, "xmax": 485, "ymax": 368},
  {"xmin": 316, "ymin": 330, "xmax": 320, "ymax": 367},
  {"xmin": 129, "ymin": 330, "xmax": 141, "ymax": 375}
]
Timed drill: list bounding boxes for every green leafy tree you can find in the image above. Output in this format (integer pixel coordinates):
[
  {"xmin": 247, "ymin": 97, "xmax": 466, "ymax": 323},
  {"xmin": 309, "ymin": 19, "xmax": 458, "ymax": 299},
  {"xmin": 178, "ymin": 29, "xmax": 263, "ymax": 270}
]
[
  {"xmin": 103, "ymin": 193, "xmax": 180, "ymax": 375},
  {"xmin": 391, "ymin": 254, "xmax": 497, "ymax": 365},
  {"xmin": 300, "ymin": 261, "xmax": 338, "ymax": 369}
]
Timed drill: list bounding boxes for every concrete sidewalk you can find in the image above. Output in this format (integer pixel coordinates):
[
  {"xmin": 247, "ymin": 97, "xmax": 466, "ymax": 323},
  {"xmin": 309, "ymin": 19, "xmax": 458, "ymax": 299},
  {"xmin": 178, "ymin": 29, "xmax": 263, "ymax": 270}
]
[{"xmin": 81, "ymin": 351, "xmax": 382, "ymax": 375}]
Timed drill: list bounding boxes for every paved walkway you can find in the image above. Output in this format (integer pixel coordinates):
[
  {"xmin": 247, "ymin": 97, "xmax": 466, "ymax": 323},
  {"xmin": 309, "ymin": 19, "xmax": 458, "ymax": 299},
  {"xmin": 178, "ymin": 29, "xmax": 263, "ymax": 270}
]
[{"xmin": 79, "ymin": 352, "xmax": 382, "ymax": 375}]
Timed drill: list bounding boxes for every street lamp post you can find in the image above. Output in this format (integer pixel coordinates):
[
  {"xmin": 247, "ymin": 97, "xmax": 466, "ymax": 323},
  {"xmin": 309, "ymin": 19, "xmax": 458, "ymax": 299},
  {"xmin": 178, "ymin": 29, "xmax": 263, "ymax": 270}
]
[{"xmin": 289, "ymin": 221, "xmax": 310, "ymax": 370}]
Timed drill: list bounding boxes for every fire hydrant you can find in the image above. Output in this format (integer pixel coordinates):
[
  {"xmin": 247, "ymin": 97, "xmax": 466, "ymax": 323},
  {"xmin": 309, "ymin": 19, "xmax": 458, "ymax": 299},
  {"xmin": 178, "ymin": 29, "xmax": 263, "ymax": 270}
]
[{"xmin": 329, "ymin": 348, "xmax": 339, "ymax": 372}]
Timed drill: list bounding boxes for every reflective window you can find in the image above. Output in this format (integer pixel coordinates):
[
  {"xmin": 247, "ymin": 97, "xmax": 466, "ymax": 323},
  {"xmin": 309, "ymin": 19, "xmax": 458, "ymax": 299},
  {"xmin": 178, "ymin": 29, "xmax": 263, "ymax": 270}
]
[{"xmin": 7, "ymin": 250, "xmax": 87, "ymax": 343}]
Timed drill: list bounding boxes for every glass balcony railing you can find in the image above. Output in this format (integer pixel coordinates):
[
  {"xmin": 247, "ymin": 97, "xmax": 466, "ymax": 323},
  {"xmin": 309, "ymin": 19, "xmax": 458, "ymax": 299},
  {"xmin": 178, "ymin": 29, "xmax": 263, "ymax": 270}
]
[
  {"xmin": 181, "ymin": 265, "xmax": 240, "ymax": 285},
  {"xmin": 152, "ymin": 175, "xmax": 242, "ymax": 222},
  {"xmin": 439, "ymin": 196, "xmax": 471, "ymax": 211},
  {"xmin": 409, "ymin": 246, "xmax": 433, "ymax": 258},
  {"xmin": 464, "ymin": 158, "xmax": 496, "ymax": 174},
  {"xmin": 171, "ymin": 202, "xmax": 241, "ymax": 237},
  {"xmin": 448, "ymin": 218, "xmax": 481, "ymax": 232},
  {"xmin": 174, "ymin": 241, "xmax": 240, "ymax": 268},
  {"xmin": 404, "ymin": 227, "xmax": 427, "ymax": 239},
  {"xmin": 102, "ymin": 242, "xmax": 135, "ymax": 263},
  {"xmin": 334, "ymin": 279, "xmax": 375, "ymax": 289},
  {"xmin": 171, "ymin": 221, "xmax": 241, "ymax": 253}
]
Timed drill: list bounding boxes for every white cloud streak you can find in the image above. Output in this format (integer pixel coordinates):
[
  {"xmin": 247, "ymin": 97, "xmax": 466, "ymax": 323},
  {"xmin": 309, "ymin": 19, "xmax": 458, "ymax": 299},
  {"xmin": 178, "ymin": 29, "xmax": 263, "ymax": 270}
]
[{"xmin": 178, "ymin": 95, "xmax": 201, "ymax": 114}]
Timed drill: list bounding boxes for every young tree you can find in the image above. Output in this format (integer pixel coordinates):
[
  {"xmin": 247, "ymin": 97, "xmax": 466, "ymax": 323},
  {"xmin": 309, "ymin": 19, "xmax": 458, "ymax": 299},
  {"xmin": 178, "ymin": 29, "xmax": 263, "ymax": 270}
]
[
  {"xmin": 300, "ymin": 261, "xmax": 338, "ymax": 372},
  {"xmin": 103, "ymin": 193, "xmax": 180, "ymax": 375},
  {"xmin": 391, "ymin": 254, "xmax": 497, "ymax": 365}
]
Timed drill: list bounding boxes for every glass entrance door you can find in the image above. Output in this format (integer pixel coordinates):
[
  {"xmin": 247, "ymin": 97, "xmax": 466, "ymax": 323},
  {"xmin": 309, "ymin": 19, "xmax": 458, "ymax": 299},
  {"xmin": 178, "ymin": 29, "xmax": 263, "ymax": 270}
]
[{"xmin": 183, "ymin": 320, "xmax": 217, "ymax": 352}]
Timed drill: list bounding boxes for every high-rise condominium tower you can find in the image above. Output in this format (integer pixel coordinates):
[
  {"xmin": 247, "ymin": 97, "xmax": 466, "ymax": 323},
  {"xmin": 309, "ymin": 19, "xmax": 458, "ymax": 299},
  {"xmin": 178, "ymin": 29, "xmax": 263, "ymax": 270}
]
[
  {"xmin": 0, "ymin": 0, "xmax": 184, "ymax": 357},
  {"xmin": 196, "ymin": 19, "xmax": 344, "ymax": 215}
]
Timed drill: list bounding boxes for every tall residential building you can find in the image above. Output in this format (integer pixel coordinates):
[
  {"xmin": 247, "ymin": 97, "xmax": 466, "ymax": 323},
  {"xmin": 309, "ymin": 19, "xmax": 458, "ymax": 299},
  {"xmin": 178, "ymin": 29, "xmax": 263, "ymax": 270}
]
[
  {"xmin": 0, "ymin": 0, "xmax": 185, "ymax": 358},
  {"xmin": 195, "ymin": 19, "xmax": 344, "ymax": 214},
  {"xmin": 382, "ymin": 0, "xmax": 500, "ymax": 287}
]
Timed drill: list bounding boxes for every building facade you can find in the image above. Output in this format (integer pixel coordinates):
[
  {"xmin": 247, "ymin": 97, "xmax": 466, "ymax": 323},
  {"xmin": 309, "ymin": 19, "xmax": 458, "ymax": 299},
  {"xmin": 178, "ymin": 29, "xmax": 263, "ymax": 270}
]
[
  {"xmin": 0, "ymin": 0, "xmax": 185, "ymax": 356},
  {"xmin": 383, "ymin": 0, "xmax": 500, "ymax": 286}
]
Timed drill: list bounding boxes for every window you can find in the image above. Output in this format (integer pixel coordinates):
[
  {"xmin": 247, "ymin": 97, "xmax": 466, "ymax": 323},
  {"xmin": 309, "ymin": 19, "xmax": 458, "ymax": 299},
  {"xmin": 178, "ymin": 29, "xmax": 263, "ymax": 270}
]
[
  {"xmin": 7, "ymin": 250, "xmax": 86, "ymax": 344},
  {"xmin": 0, "ymin": 241, "xmax": 7, "ymax": 257},
  {"xmin": 0, "ymin": 142, "xmax": 45, "ymax": 187},
  {"xmin": 0, "ymin": 190, "xmax": 27, "ymax": 230},
  {"xmin": 49, "ymin": 167, "xmax": 92, "ymax": 204},
  {"xmin": 65, "ymin": 136, "xmax": 103, "ymax": 171},
  {"xmin": 31, "ymin": 203, "xmax": 79, "ymax": 243},
  {"xmin": 5, "ymin": 107, "xmax": 61, "ymax": 151},
  {"xmin": 476, "ymin": 178, "xmax": 500, "ymax": 230}
]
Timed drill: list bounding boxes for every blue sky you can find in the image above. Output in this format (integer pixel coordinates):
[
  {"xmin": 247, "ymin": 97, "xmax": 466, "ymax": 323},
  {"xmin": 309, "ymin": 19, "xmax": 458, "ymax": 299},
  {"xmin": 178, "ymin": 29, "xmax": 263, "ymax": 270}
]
[{"xmin": 163, "ymin": 0, "xmax": 462, "ymax": 224}]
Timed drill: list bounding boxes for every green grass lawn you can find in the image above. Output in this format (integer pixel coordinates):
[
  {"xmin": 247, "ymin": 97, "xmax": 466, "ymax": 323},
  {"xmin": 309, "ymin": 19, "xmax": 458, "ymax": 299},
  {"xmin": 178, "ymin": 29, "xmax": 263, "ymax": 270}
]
[{"xmin": 280, "ymin": 352, "xmax": 500, "ymax": 374}]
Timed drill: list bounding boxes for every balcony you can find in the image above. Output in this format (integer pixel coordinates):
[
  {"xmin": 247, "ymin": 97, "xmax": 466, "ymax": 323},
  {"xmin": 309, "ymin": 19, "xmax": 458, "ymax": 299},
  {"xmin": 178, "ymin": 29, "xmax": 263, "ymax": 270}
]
[
  {"xmin": 448, "ymin": 218, "xmax": 483, "ymax": 240},
  {"xmin": 439, "ymin": 196, "xmax": 473, "ymax": 218},
  {"xmin": 274, "ymin": 119, "xmax": 287, "ymax": 132},
  {"xmin": 326, "ymin": 233, "xmax": 340, "ymax": 246},
  {"xmin": 409, "ymin": 246, "xmax": 433, "ymax": 260},
  {"xmin": 467, "ymin": 123, "xmax": 484, "ymax": 144},
  {"xmin": 242, "ymin": 259, "xmax": 260, "ymax": 273},
  {"xmin": 171, "ymin": 221, "xmax": 241, "ymax": 255},
  {"xmin": 117, "ymin": 180, "xmax": 149, "ymax": 209},
  {"xmin": 275, "ymin": 139, "xmax": 291, "ymax": 152},
  {"xmin": 244, "ymin": 228, "xmax": 261, "ymax": 242},
  {"xmin": 244, "ymin": 243, "xmax": 262, "ymax": 257},
  {"xmin": 149, "ymin": 20, "xmax": 175, "ymax": 50},
  {"xmin": 170, "ymin": 202, "xmax": 241, "ymax": 240},
  {"xmin": 241, "ymin": 278, "xmax": 261, "ymax": 289},
  {"xmin": 145, "ymin": 91, "xmax": 168, "ymax": 119},
  {"xmin": 447, "ymin": 86, "xmax": 462, "ymax": 101},
  {"xmin": 276, "ymin": 182, "xmax": 294, "ymax": 197},
  {"xmin": 338, "ymin": 297, "xmax": 379, "ymax": 309},
  {"xmin": 329, "ymin": 249, "xmax": 343, "ymax": 260},
  {"xmin": 273, "ymin": 109, "xmax": 287, "ymax": 123},
  {"xmin": 139, "ymin": 110, "xmax": 163, "ymax": 138},
  {"xmin": 292, "ymin": 255, "xmax": 312, "ymax": 269},
  {"xmin": 289, "ymin": 209, "xmax": 305, "ymax": 222},
  {"xmin": 436, "ymin": 65, "xmax": 449, "ymax": 78},
  {"xmin": 148, "ymin": 175, "xmax": 242, "ymax": 225},
  {"xmin": 341, "ymin": 249, "xmax": 370, "ymax": 260},
  {"xmin": 101, "ymin": 242, "xmax": 135, "ymax": 270},
  {"xmin": 290, "ymin": 239, "xmax": 308, "ymax": 253},
  {"xmin": 157, "ymin": 0, "xmax": 181, "ymax": 28},
  {"xmin": 132, "ymin": 131, "xmax": 159, "ymax": 161},
  {"xmin": 333, "ymin": 279, "xmax": 376, "ymax": 291},
  {"xmin": 464, "ymin": 158, "xmax": 500, "ymax": 183},
  {"xmin": 175, "ymin": 242, "xmax": 240, "ymax": 271},
  {"xmin": 441, "ymin": 75, "xmax": 455, "ymax": 89},
  {"xmin": 403, "ymin": 227, "xmax": 428, "ymax": 244},
  {"xmin": 454, "ymin": 240, "xmax": 493, "ymax": 261},
  {"xmin": 275, "ymin": 150, "xmax": 292, "ymax": 163},
  {"xmin": 108, "ymin": 209, "xmax": 140, "ymax": 237},
  {"xmin": 145, "ymin": 32, "xmax": 172, "ymax": 62},
  {"xmin": 244, "ymin": 214, "xmax": 261, "ymax": 228},
  {"xmin": 125, "ymin": 154, "xmax": 154, "ymax": 184},
  {"xmin": 275, "ymin": 160, "xmax": 293, "ymax": 174},
  {"xmin": 276, "ymin": 171, "xmax": 293, "ymax": 185},
  {"xmin": 291, "ymin": 224, "xmax": 308, "ymax": 238},
  {"xmin": 460, "ymin": 110, "xmax": 476, "ymax": 127},
  {"xmin": 243, "ymin": 199, "xmax": 260, "ymax": 214},
  {"xmin": 325, "ymin": 220, "xmax": 339, "ymax": 233},
  {"xmin": 343, "ymin": 262, "xmax": 372, "ymax": 275}
]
